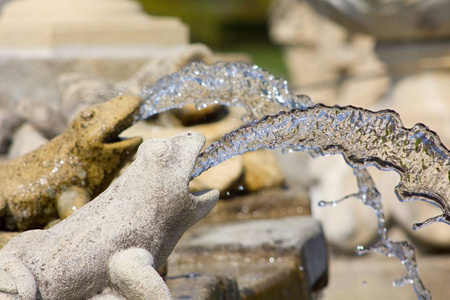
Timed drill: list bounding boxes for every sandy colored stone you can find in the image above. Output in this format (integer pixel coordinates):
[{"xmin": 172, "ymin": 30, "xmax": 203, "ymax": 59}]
[
  {"xmin": 0, "ymin": 132, "xmax": 219, "ymax": 299},
  {"xmin": 57, "ymin": 186, "xmax": 91, "ymax": 220},
  {"xmin": 0, "ymin": 95, "xmax": 142, "ymax": 231},
  {"xmin": 190, "ymin": 156, "xmax": 243, "ymax": 195},
  {"xmin": 7, "ymin": 123, "xmax": 48, "ymax": 160},
  {"xmin": 242, "ymin": 149, "xmax": 284, "ymax": 192},
  {"xmin": 0, "ymin": 0, "xmax": 188, "ymax": 47}
]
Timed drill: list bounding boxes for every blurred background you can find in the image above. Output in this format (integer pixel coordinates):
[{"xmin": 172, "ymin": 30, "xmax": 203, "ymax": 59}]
[{"xmin": 0, "ymin": 0, "xmax": 449, "ymax": 299}]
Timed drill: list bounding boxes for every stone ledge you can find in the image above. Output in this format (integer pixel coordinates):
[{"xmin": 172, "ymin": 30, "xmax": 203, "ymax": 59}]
[{"xmin": 169, "ymin": 216, "xmax": 328, "ymax": 299}]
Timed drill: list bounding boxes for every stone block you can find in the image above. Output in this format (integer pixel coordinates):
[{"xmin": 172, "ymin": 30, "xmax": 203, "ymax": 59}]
[
  {"xmin": 170, "ymin": 216, "xmax": 328, "ymax": 299},
  {"xmin": 0, "ymin": 0, "xmax": 188, "ymax": 48}
]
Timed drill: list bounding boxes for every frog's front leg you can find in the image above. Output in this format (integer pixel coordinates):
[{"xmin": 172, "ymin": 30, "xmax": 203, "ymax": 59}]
[
  {"xmin": 108, "ymin": 248, "xmax": 171, "ymax": 300},
  {"xmin": 0, "ymin": 254, "xmax": 36, "ymax": 299}
]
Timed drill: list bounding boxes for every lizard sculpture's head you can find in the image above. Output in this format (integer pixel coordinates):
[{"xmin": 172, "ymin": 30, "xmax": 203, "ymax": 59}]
[
  {"xmin": 70, "ymin": 94, "xmax": 142, "ymax": 152},
  {"xmin": 68, "ymin": 95, "xmax": 143, "ymax": 195}
]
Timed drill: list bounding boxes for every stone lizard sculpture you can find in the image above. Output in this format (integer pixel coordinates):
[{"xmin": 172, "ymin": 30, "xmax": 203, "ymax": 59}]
[
  {"xmin": 0, "ymin": 131, "xmax": 219, "ymax": 299},
  {"xmin": 0, "ymin": 95, "xmax": 143, "ymax": 231}
]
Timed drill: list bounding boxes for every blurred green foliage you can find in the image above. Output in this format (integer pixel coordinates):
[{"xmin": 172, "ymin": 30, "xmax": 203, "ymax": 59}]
[
  {"xmin": 137, "ymin": 0, "xmax": 272, "ymax": 46},
  {"xmin": 136, "ymin": 0, "xmax": 288, "ymax": 78}
]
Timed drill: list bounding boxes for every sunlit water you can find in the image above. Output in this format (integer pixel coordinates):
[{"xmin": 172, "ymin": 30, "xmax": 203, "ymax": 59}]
[
  {"xmin": 139, "ymin": 61, "xmax": 450, "ymax": 299},
  {"xmin": 139, "ymin": 61, "xmax": 312, "ymax": 120},
  {"xmin": 320, "ymin": 169, "xmax": 431, "ymax": 299}
]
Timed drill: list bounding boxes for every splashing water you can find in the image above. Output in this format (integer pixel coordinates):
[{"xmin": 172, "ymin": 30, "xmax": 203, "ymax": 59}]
[
  {"xmin": 137, "ymin": 61, "xmax": 449, "ymax": 299},
  {"xmin": 193, "ymin": 105, "xmax": 450, "ymax": 230},
  {"xmin": 139, "ymin": 61, "xmax": 312, "ymax": 120},
  {"xmin": 189, "ymin": 104, "xmax": 450, "ymax": 299},
  {"xmin": 320, "ymin": 169, "xmax": 431, "ymax": 299}
]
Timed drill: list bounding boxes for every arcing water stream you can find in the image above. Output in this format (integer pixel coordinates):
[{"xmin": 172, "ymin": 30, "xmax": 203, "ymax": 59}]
[
  {"xmin": 139, "ymin": 61, "xmax": 312, "ymax": 120},
  {"xmin": 139, "ymin": 61, "xmax": 450, "ymax": 299}
]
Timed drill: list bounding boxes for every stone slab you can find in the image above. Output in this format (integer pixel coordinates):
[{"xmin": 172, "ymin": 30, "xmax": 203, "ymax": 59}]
[
  {"xmin": 170, "ymin": 216, "xmax": 328, "ymax": 298},
  {"xmin": 0, "ymin": 0, "xmax": 188, "ymax": 48}
]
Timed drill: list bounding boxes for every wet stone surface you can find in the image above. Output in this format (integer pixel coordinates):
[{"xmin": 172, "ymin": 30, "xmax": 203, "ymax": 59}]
[
  {"xmin": 200, "ymin": 188, "xmax": 310, "ymax": 224},
  {"xmin": 169, "ymin": 216, "xmax": 328, "ymax": 299}
]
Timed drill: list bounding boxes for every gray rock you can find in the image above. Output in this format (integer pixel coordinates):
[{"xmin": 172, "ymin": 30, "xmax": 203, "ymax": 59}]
[
  {"xmin": 57, "ymin": 186, "xmax": 91, "ymax": 220},
  {"xmin": 15, "ymin": 98, "xmax": 66, "ymax": 138},
  {"xmin": 0, "ymin": 108, "xmax": 23, "ymax": 154},
  {"xmin": 58, "ymin": 73, "xmax": 116, "ymax": 123},
  {"xmin": 0, "ymin": 132, "xmax": 219, "ymax": 299},
  {"xmin": 7, "ymin": 123, "xmax": 48, "ymax": 160}
]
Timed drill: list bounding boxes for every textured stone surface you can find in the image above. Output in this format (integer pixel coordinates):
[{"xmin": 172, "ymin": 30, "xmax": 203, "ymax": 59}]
[
  {"xmin": 0, "ymin": 95, "xmax": 142, "ymax": 231},
  {"xmin": 7, "ymin": 123, "xmax": 48, "ymax": 160},
  {"xmin": 0, "ymin": 132, "xmax": 219, "ymax": 299},
  {"xmin": 171, "ymin": 216, "xmax": 328, "ymax": 298}
]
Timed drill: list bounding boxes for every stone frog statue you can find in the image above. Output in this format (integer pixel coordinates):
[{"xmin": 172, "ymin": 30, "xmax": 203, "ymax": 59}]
[
  {"xmin": 0, "ymin": 95, "xmax": 143, "ymax": 232},
  {"xmin": 0, "ymin": 131, "xmax": 219, "ymax": 299}
]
